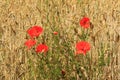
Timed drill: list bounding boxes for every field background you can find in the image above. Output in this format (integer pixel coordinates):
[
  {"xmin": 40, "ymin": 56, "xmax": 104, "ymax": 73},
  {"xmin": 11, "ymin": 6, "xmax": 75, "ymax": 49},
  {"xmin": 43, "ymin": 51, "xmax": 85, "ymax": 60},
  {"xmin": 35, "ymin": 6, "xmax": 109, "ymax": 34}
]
[{"xmin": 0, "ymin": 0, "xmax": 120, "ymax": 80}]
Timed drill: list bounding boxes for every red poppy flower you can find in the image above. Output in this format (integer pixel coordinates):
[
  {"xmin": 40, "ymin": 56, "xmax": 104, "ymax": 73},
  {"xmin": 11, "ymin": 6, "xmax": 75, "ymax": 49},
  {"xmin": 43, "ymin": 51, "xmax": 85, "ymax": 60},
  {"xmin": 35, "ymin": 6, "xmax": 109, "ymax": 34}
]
[
  {"xmin": 76, "ymin": 41, "xmax": 90, "ymax": 55},
  {"xmin": 24, "ymin": 39, "xmax": 36, "ymax": 49},
  {"xmin": 61, "ymin": 69, "xmax": 66, "ymax": 76},
  {"xmin": 53, "ymin": 31, "xmax": 58, "ymax": 35},
  {"xmin": 36, "ymin": 44, "xmax": 48, "ymax": 53},
  {"xmin": 27, "ymin": 26, "xmax": 43, "ymax": 38},
  {"xmin": 80, "ymin": 17, "xmax": 90, "ymax": 28}
]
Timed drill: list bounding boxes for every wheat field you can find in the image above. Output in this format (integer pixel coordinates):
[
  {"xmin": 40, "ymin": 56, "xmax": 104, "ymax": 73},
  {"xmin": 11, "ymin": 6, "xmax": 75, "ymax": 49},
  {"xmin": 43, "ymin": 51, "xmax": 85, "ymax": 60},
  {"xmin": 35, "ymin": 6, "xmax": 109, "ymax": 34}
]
[{"xmin": 0, "ymin": 0, "xmax": 120, "ymax": 80}]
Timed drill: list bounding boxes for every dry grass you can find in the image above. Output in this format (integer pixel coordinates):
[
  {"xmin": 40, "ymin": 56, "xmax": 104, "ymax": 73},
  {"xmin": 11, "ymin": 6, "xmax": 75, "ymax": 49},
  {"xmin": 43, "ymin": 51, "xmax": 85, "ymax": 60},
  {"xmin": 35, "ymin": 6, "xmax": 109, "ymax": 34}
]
[{"xmin": 0, "ymin": 0, "xmax": 120, "ymax": 80}]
